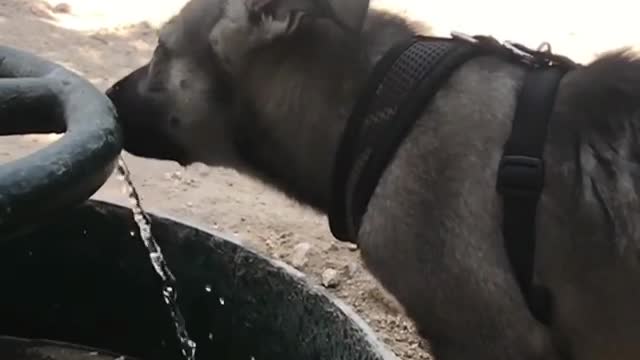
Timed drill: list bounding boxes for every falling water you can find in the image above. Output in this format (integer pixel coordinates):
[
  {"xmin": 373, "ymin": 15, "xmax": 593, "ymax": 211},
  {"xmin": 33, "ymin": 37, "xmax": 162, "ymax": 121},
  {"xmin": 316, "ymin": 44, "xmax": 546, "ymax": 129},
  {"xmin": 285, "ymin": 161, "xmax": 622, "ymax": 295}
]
[{"xmin": 115, "ymin": 156, "xmax": 197, "ymax": 360}]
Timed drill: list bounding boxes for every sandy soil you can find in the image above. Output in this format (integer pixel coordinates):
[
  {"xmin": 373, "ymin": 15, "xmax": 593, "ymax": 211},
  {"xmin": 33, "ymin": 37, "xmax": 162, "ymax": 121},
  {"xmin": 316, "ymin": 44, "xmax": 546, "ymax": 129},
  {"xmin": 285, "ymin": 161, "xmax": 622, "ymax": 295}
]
[{"xmin": 1, "ymin": 0, "xmax": 638, "ymax": 359}]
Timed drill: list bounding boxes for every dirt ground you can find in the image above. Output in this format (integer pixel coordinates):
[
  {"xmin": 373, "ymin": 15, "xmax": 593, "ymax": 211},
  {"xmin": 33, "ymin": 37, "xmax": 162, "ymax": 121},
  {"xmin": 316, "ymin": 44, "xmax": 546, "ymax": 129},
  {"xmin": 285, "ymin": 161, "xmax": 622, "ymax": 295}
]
[{"xmin": 1, "ymin": 0, "xmax": 638, "ymax": 359}]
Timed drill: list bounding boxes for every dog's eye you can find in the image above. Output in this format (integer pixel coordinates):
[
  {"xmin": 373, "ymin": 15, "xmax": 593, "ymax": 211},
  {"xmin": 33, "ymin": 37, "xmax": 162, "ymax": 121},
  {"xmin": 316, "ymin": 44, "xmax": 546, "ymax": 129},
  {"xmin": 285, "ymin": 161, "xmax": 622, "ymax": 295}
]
[
  {"xmin": 155, "ymin": 40, "xmax": 170, "ymax": 58},
  {"xmin": 169, "ymin": 115, "xmax": 181, "ymax": 129}
]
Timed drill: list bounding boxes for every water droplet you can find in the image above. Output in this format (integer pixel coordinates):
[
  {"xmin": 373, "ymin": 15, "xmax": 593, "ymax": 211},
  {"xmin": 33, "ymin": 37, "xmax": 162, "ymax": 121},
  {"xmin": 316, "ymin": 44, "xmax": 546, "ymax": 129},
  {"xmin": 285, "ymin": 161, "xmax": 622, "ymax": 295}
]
[
  {"xmin": 129, "ymin": 231, "xmax": 135, "ymax": 237},
  {"xmin": 208, "ymin": 333, "xmax": 214, "ymax": 340},
  {"xmin": 204, "ymin": 285, "xmax": 212, "ymax": 293},
  {"xmin": 219, "ymin": 297, "xmax": 225, "ymax": 305}
]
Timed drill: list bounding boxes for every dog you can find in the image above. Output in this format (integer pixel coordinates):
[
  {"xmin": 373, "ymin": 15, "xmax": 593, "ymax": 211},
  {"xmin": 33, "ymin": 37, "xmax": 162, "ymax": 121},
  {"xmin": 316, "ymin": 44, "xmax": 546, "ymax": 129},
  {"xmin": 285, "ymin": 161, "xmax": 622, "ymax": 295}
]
[{"xmin": 105, "ymin": 0, "xmax": 640, "ymax": 359}]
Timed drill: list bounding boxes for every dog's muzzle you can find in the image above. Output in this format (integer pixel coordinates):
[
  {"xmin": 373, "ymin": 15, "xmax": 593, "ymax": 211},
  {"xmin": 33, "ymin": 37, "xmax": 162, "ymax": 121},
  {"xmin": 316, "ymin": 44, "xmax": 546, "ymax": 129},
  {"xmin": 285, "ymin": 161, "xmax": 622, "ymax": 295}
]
[{"xmin": 106, "ymin": 65, "xmax": 191, "ymax": 165}]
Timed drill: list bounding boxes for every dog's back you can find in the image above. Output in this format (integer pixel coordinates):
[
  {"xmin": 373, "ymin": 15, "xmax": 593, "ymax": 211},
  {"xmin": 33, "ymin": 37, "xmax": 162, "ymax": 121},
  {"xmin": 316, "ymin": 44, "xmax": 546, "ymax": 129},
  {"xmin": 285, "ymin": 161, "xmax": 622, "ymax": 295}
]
[
  {"xmin": 540, "ymin": 52, "xmax": 640, "ymax": 359},
  {"xmin": 360, "ymin": 48, "xmax": 640, "ymax": 359}
]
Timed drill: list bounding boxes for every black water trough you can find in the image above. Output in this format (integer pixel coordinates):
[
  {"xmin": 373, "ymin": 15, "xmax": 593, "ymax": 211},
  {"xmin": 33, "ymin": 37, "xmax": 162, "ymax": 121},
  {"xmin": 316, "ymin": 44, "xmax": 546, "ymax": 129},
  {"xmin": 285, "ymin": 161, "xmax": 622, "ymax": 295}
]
[{"xmin": 0, "ymin": 45, "xmax": 398, "ymax": 360}]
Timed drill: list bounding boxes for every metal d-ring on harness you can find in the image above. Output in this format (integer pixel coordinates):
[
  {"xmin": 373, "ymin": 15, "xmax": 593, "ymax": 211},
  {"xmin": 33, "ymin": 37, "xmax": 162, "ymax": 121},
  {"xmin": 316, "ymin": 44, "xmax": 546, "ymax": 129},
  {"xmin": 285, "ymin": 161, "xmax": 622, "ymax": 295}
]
[{"xmin": 328, "ymin": 31, "xmax": 580, "ymax": 325}]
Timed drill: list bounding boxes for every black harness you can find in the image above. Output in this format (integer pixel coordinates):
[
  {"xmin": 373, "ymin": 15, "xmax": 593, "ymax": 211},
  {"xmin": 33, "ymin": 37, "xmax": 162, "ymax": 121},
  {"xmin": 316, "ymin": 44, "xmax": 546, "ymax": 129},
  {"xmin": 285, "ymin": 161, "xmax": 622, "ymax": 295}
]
[{"xmin": 328, "ymin": 32, "xmax": 580, "ymax": 324}]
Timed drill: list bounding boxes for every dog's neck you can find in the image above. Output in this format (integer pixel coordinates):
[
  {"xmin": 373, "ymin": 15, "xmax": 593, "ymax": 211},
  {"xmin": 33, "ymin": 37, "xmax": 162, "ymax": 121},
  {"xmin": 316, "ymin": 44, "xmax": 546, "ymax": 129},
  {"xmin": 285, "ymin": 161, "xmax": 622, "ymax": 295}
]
[{"xmin": 232, "ymin": 9, "xmax": 425, "ymax": 212}]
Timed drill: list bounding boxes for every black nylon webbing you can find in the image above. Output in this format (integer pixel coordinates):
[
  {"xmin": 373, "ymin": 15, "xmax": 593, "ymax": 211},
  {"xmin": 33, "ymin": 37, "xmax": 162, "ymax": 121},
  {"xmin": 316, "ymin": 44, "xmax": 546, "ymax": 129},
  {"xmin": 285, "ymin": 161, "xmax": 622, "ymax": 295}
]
[
  {"xmin": 330, "ymin": 36, "xmax": 492, "ymax": 242},
  {"xmin": 329, "ymin": 36, "xmax": 421, "ymax": 242},
  {"xmin": 496, "ymin": 66, "xmax": 569, "ymax": 324}
]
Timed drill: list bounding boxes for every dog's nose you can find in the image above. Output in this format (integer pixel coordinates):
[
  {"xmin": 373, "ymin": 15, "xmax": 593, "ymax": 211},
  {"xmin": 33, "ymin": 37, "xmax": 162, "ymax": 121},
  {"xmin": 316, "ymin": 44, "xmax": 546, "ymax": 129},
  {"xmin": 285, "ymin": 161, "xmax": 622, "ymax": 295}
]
[
  {"xmin": 106, "ymin": 64, "xmax": 151, "ymax": 99},
  {"xmin": 105, "ymin": 84, "xmax": 117, "ymax": 97},
  {"xmin": 103, "ymin": 64, "xmax": 191, "ymax": 165},
  {"xmin": 106, "ymin": 65, "xmax": 152, "ymax": 125}
]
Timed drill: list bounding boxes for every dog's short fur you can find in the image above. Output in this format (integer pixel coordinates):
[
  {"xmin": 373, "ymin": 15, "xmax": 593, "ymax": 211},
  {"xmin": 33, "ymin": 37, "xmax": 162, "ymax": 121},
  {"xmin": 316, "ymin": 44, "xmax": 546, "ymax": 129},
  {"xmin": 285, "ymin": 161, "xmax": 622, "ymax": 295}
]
[{"xmin": 106, "ymin": 0, "xmax": 640, "ymax": 359}]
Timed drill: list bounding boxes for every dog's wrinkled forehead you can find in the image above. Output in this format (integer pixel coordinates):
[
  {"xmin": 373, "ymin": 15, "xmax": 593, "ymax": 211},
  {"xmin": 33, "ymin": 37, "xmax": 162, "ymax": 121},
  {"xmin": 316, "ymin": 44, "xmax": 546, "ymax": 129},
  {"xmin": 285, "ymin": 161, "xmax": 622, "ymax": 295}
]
[{"xmin": 158, "ymin": 0, "xmax": 227, "ymax": 52}]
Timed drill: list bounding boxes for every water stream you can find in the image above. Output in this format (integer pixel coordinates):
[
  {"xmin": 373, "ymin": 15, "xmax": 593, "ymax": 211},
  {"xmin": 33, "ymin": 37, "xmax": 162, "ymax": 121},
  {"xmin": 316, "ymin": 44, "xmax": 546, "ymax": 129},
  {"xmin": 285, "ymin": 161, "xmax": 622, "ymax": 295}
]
[{"xmin": 115, "ymin": 156, "xmax": 197, "ymax": 360}]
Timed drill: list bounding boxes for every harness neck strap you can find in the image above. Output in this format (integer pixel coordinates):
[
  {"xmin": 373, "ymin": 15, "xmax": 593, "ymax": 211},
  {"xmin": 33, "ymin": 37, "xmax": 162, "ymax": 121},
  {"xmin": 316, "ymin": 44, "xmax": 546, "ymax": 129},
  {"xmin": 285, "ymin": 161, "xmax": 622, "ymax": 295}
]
[{"xmin": 329, "ymin": 35, "xmax": 501, "ymax": 242}]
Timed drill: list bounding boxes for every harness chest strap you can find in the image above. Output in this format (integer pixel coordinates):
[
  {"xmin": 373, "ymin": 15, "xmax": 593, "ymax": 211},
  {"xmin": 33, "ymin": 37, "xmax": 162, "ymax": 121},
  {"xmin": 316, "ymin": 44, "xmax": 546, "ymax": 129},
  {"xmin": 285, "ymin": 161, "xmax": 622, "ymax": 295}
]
[
  {"xmin": 328, "ymin": 33, "xmax": 579, "ymax": 325},
  {"xmin": 497, "ymin": 65, "xmax": 572, "ymax": 325}
]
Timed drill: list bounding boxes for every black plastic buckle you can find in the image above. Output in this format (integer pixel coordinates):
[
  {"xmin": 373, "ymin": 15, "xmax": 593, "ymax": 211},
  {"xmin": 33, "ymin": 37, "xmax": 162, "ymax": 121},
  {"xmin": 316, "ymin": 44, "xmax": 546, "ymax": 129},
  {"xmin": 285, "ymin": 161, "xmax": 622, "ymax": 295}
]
[{"xmin": 496, "ymin": 155, "xmax": 545, "ymax": 197}]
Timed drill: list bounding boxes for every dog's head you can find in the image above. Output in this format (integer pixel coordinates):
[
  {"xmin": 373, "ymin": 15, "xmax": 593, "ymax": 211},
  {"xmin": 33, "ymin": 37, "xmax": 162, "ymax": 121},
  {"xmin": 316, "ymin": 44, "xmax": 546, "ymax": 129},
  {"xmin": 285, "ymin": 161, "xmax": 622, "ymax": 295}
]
[{"xmin": 106, "ymin": 0, "xmax": 370, "ymax": 166}]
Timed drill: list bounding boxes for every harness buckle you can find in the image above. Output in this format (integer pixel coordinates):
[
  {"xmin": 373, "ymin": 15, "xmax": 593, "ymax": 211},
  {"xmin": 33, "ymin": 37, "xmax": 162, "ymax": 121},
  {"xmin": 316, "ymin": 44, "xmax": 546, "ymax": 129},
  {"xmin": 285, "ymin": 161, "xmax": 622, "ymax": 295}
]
[
  {"xmin": 497, "ymin": 155, "xmax": 545, "ymax": 197},
  {"xmin": 503, "ymin": 41, "xmax": 537, "ymax": 64},
  {"xmin": 450, "ymin": 31, "xmax": 479, "ymax": 43},
  {"xmin": 451, "ymin": 31, "xmax": 554, "ymax": 67}
]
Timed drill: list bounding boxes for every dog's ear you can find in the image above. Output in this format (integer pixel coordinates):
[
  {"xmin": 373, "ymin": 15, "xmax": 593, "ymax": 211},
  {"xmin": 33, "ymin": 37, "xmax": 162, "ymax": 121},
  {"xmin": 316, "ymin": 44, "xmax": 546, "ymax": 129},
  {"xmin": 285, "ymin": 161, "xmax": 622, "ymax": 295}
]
[
  {"xmin": 249, "ymin": 0, "xmax": 370, "ymax": 34},
  {"xmin": 324, "ymin": 0, "xmax": 370, "ymax": 32},
  {"xmin": 209, "ymin": 0, "xmax": 370, "ymax": 73}
]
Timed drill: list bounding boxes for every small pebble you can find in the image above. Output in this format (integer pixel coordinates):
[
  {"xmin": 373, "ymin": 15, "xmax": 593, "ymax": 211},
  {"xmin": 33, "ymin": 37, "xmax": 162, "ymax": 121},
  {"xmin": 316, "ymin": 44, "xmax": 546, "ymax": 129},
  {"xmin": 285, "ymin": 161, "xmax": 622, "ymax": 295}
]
[
  {"xmin": 290, "ymin": 242, "xmax": 312, "ymax": 268},
  {"xmin": 29, "ymin": 3, "xmax": 53, "ymax": 18},
  {"xmin": 52, "ymin": 3, "xmax": 72, "ymax": 14},
  {"xmin": 346, "ymin": 243, "xmax": 359, "ymax": 251},
  {"xmin": 346, "ymin": 262, "xmax": 359, "ymax": 277},
  {"xmin": 321, "ymin": 268, "xmax": 340, "ymax": 288}
]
